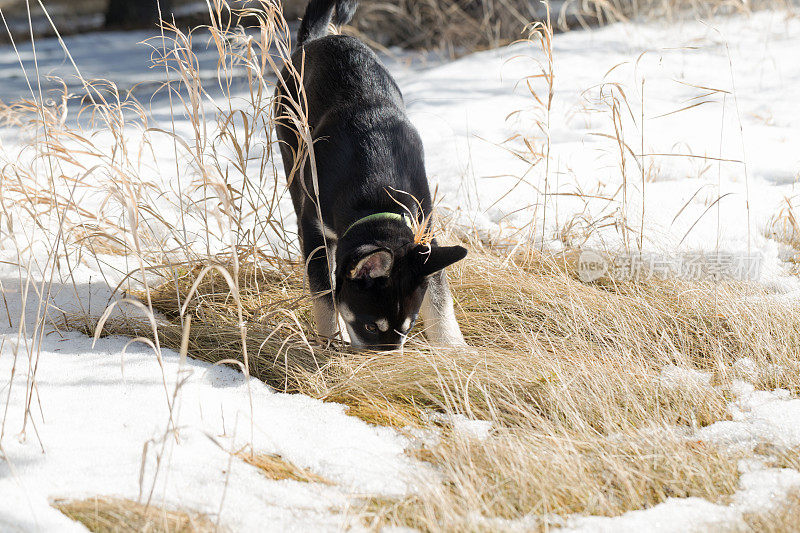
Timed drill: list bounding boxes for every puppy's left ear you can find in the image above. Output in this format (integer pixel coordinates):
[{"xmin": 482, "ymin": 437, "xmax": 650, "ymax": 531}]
[
  {"xmin": 349, "ymin": 249, "xmax": 394, "ymax": 279},
  {"xmin": 416, "ymin": 245, "xmax": 467, "ymax": 277}
]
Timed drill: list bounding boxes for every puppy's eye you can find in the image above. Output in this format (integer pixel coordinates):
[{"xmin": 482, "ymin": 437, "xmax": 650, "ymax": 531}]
[{"xmin": 364, "ymin": 323, "xmax": 378, "ymax": 333}]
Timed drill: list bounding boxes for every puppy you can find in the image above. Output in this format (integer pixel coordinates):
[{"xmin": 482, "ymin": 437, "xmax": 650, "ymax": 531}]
[{"xmin": 274, "ymin": 0, "xmax": 467, "ymax": 350}]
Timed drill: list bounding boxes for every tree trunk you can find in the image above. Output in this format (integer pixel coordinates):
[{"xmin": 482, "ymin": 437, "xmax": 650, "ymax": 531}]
[{"xmin": 105, "ymin": 0, "xmax": 172, "ymax": 29}]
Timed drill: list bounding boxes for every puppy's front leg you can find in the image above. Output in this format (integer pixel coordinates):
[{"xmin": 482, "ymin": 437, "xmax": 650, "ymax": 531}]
[
  {"xmin": 312, "ymin": 297, "xmax": 338, "ymax": 339},
  {"xmin": 420, "ymin": 270, "xmax": 466, "ymax": 346},
  {"xmin": 303, "ymin": 219, "xmax": 342, "ymax": 342}
]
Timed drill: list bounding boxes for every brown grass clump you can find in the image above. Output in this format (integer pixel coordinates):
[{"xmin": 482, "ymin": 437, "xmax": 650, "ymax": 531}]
[
  {"xmin": 345, "ymin": 0, "xmax": 770, "ymax": 54},
  {"xmin": 53, "ymin": 497, "xmax": 219, "ymax": 533},
  {"xmin": 340, "ymin": 398, "xmax": 425, "ymax": 429},
  {"xmin": 84, "ymin": 244, "xmax": 800, "ymax": 430},
  {"xmin": 742, "ymin": 489, "xmax": 800, "ymax": 533},
  {"xmin": 363, "ymin": 428, "xmax": 741, "ymax": 531},
  {"xmin": 765, "ymin": 197, "xmax": 800, "ymax": 270},
  {"xmin": 301, "ymin": 339, "xmax": 732, "ymax": 433},
  {"xmin": 239, "ymin": 452, "xmax": 332, "ymax": 484},
  {"xmin": 453, "ymin": 248, "xmax": 800, "ymax": 371},
  {"xmin": 80, "ymin": 314, "xmax": 330, "ymax": 393},
  {"xmin": 349, "ymin": 0, "xmax": 535, "ymax": 53},
  {"xmin": 83, "ymin": 247, "xmax": 756, "ymax": 431},
  {"xmin": 142, "ymin": 262, "xmax": 308, "ymax": 326},
  {"xmin": 77, "ymin": 242, "xmax": 800, "ymax": 526}
]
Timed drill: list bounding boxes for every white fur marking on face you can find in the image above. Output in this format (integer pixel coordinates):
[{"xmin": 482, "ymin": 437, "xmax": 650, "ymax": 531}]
[
  {"xmin": 316, "ymin": 219, "xmax": 337, "ymax": 241},
  {"xmin": 338, "ymin": 314, "xmax": 351, "ymax": 343},
  {"xmin": 338, "ymin": 302, "xmax": 355, "ymax": 322},
  {"xmin": 346, "ymin": 324, "xmax": 365, "ymax": 348},
  {"xmin": 376, "ymin": 318, "xmax": 389, "ymax": 332}
]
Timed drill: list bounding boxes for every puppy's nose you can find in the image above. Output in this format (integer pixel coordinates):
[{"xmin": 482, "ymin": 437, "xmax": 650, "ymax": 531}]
[
  {"xmin": 369, "ymin": 340, "xmax": 403, "ymax": 352},
  {"xmin": 349, "ymin": 341, "xmax": 399, "ymax": 352},
  {"xmin": 374, "ymin": 344, "xmax": 401, "ymax": 352},
  {"xmin": 394, "ymin": 330, "xmax": 409, "ymax": 347}
]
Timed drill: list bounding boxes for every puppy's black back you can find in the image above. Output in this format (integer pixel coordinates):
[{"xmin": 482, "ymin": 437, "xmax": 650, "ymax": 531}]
[
  {"xmin": 274, "ymin": 0, "xmax": 468, "ymax": 349},
  {"xmin": 276, "ymin": 34, "xmax": 431, "ymax": 230}
]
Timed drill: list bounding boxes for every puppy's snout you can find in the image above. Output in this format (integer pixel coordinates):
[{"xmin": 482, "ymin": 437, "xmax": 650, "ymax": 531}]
[
  {"xmin": 372, "ymin": 342, "xmax": 403, "ymax": 352},
  {"xmin": 352, "ymin": 337, "xmax": 403, "ymax": 352}
]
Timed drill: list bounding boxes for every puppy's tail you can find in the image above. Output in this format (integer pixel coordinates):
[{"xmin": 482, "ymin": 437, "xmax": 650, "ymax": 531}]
[{"xmin": 297, "ymin": 0, "xmax": 358, "ymax": 46}]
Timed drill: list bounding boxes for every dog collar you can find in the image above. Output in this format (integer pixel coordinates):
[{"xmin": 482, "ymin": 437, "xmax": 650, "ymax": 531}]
[{"xmin": 341, "ymin": 212, "xmax": 413, "ymax": 239}]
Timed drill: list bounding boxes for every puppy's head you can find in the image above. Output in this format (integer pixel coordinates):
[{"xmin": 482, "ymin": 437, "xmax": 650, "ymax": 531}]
[{"xmin": 336, "ymin": 243, "xmax": 467, "ymax": 350}]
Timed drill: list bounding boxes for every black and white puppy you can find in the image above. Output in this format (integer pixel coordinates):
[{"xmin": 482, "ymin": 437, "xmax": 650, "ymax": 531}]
[{"xmin": 274, "ymin": 0, "xmax": 467, "ymax": 350}]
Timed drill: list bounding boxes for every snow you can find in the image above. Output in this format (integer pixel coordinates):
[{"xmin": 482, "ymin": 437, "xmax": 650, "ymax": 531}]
[
  {"xmin": 658, "ymin": 364, "xmax": 713, "ymax": 388},
  {"xmin": 700, "ymin": 384, "xmax": 800, "ymax": 451},
  {"xmin": 0, "ymin": 330, "xmax": 415, "ymax": 531},
  {"xmin": 1, "ymin": 7, "xmax": 800, "ymax": 532},
  {"xmin": 564, "ymin": 497, "xmax": 741, "ymax": 533},
  {"xmin": 565, "ymin": 381, "xmax": 800, "ymax": 532},
  {"xmin": 401, "ymin": 10, "xmax": 800, "ymax": 288},
  {"xmin": 426, "ymin": 413, "xmax": 493, "ymax": 440}
]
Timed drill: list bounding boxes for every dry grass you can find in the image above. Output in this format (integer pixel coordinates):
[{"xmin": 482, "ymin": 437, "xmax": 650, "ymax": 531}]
[
  {"xmin": 339, "ymin": 398, "xmax": 425, "ymax": 429},
  {"xmin": 84, "ymin": 246, "xmax": 771, "ymax": 429},
  {"xmin": 4, "ymin": 0, "xmax": 800, "ymax": 530},
  {"xmin": 75, "ymin": 240, "xmax": 800, "ymax": 527},
  {"xmin": 53, "ymin": 497, "xmax": 219, "ymax": 533},
  {"xmin": 363, "ymin": 428, "xmax": 741, "ymax": 531},
  {"xmin": 77, "ymin": 238, "xmax": 800, "ymax": 434},
  {"xmin": 239, "ymin": 451, "xmax": 332, "ymax": 484},
  {"xmin": 345, "ymin": 0, "xmax": 786, "ymax": 54},
  {"xmin": 742, "ymin": 489, "xmax": 800, "ymax": 532},
  {"xmin": 349, "ymin": 0, "xmax": 535, "ymax": 53},
  {"xmin": 766, "ymin": 197, "xmax": 800, "ymax": 268}
]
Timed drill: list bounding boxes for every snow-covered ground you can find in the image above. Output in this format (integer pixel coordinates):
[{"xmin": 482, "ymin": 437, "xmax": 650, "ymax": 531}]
[
  {"xmin": 405, "ymin": 11, "xmax": 800, "ymax": 287},
  {"xmin": 1, "ymin": 9, "xmax": 800, "ymax": 531}
]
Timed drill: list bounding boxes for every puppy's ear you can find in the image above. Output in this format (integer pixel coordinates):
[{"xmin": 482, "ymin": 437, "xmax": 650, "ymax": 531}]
[
  {"xmin": 416, "ymin": 245, "xmax": 467, "ymax": 277},
  {"xmin": 349, "ymin": 249, "xmax": 394, "ymax": 279}
]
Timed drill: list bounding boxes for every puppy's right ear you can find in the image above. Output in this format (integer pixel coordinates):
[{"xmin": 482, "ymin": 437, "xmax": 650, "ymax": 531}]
[
  {"xmin": 416, "ymin": 245, "xmax": 467, "ymax": 277},
  {"xmin": 348, "ymin": 249, "xmax": 394, "ymax": 279}
]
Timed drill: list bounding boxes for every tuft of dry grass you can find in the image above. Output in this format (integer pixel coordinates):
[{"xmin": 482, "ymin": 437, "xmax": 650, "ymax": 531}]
[
  {"xmin": 348, "ymin": 0, "xmax": 535, "ymax": 54},
  {"xmin": 81, "ymin": 243, "xmax": 800, "ymax": 429},
  {"xmin": 766, "ymin": 196, "xmax": 800, "ymax": 268},
  {"xmin": 339, "ymin": 398, "xmax": 425, "ymax": 429},
  {"xmin": 239, "ymin": 451, "xmax": 332, "ymax": 484},
  {"xmin": 363, "ymin": 428, "xmax": 741, "ymax": 531},
  {"xmin": 75, "ymin": 241, "xmax": 800, "ymax": 527},
  {"xmin": 53, "ymin": 497, "xmax": 219, "ymax": 533},
  {"xmin": 344, "ymin": 0, "xmax": 774, "ymax": 54},
  {"xmin": 742, "ymin": 489, "xmax": 800, "ymax": 533},
  {"xmin": 82, "ymin": 246, "xmax": 766, "ymax": 429}
]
